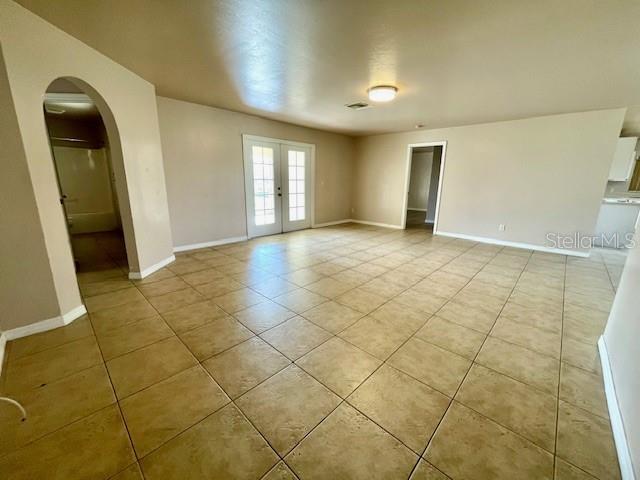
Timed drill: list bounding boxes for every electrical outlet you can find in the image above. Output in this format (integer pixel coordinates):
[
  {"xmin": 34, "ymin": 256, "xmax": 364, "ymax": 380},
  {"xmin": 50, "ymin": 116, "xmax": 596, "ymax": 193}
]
[{"xmin": 498, "ymin": 224, "xmax": 506, "ymax": 231}]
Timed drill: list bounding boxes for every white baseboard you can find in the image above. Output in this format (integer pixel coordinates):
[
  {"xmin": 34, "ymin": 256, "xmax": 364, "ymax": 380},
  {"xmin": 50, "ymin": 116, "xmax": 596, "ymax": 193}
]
[
  {"xmin": 173, "ymin": 236, "xmax": 248, "ymax": 253},
  {"xmin": 598, "ymin": 337, "xmax": 636, "ymax": 480},
  {"xmin": 312, "ymin": 219, "xmax": 352, "ymax": 228},
  {"xmin": 349, "ymin": 219, "xmax": 404, "ymax": 230},
  {"xmin": 129, "ymin": 255, "xmax": 176, "ymax": 279},
  {"xmin": 4, "ymin": 304, "xmax": 87, "ymax": 341},
  {"xmin": 407, "ymin": 208, "xmax": 427, "ymax": 212},
  {"xmin": 0, "ymin": 333, "xmax": 6, "ymax": 378},
  {"xmin": 435, "ymin": 231, "xmax": 589, "ymax": 258}
]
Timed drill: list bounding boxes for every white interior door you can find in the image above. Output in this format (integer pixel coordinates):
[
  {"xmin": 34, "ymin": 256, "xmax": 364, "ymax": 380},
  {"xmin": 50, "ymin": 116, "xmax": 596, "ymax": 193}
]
[
  {"xmin": 281, "ymin": 144, "xmax": 312, "ymax": 232},
  {"xmin": 244, "ymin": 136, "xmax": 313, "ymax": 238},
  {"xmin": 243, "ymin": 139, "xmax": 282, "ymax": 238}
]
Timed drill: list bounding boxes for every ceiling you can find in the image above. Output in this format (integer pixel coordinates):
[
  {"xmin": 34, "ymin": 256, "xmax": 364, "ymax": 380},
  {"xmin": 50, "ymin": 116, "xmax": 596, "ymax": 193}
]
[{"xmin": 17, "ymin": 0, "xmax": 640, "ymax": 136}]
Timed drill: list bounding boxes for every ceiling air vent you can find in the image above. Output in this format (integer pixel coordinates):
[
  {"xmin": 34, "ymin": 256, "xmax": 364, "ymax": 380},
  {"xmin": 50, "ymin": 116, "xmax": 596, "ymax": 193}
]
[{"xmin": 345, "ymin": 102, "xmax": 370, "ymax": 110}]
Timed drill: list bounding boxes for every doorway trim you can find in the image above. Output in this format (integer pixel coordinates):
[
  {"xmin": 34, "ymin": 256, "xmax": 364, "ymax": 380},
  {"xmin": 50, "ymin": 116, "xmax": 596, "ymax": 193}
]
[
  {"xmin": 241, "ymin": 134, "xmax": 316, "ymax": 238},
  {"xmin": 402, "ymin": 141, "xmax": 448, "ymax": 232}
]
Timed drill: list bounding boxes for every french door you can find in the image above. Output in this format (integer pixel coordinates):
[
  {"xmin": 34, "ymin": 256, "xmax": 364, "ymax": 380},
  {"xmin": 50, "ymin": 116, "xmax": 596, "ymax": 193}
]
[{"xmin": 243, "ymin": 136, "xmax": 313, "ymax": 238}]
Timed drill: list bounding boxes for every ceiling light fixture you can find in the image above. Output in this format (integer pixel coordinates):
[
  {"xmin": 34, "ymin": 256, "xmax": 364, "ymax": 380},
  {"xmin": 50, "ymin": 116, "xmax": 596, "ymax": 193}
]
[{"xmin": 367, "ymin": 85, "xmax": 398, "ymax": 102}]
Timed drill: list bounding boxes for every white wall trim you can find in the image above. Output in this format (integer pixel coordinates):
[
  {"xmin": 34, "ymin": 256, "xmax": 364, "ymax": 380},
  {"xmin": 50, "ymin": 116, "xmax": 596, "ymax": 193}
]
[
  {"xmin": 350, "ymin": 219, "xmax": 404, "ymax": 230},
  {"xmin": 173, "ymin": 236, "xmax": 248, "ymax": 253},
  {"xmin": 128, "ymin": 255, "xmax": 176, "ymax": 279},
  {"xmin": 598, "ymin": 336, "xmax": 636, "ymax": 480},
  {"xmin": 4, "ymin": 304, "xmax": 87, "ymax": 341},
  {"xmin": 435, "ymin": 230, "xmax": 590, "ymax": 257},
  {"xmin": 0, "ymin": 333, "xmax": 6, "ymax": 378},
  {"xmin": 402, "ymin": 141, "xmax": 448, "ymax": 231},
  {"xmin": 312, "ymin": 219, "xmax": 352, "ymax": 228}
]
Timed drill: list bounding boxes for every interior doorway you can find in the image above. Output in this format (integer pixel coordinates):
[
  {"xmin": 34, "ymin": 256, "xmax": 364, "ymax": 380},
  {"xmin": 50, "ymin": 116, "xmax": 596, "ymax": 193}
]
[
  {"xmin": 43, "ymin": 79, "xmax": 128, "ymax": 276},
  {"xmin": 242, "ymin": 135, "xmax": 314, "ymax": 238},
  {"xmin": 403, "ymin": 142, "xmax": 446, "ymax": 230}
]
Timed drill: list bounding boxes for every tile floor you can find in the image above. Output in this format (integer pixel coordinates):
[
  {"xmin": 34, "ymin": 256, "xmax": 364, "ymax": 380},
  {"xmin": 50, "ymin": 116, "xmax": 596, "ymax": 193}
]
[{"xmin": 0, "ymin": 225, "xmax": 626, "ymax": 479}]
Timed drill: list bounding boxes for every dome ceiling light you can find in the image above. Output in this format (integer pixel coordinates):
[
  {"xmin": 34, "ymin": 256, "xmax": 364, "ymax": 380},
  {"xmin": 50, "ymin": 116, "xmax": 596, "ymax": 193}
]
[{"xmin": 367, "ymin": 85, "xmax": 398, "ymax": 102}]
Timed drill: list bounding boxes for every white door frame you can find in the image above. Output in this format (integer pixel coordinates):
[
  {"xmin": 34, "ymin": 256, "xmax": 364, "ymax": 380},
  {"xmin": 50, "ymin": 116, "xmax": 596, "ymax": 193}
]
[
  {"xmin": 242, "ymin": 134, "xmax": 316, "ymax": 238},
  {"xmin": 402, "ymin": 141, "xmax": 447, "ymax": 232}
]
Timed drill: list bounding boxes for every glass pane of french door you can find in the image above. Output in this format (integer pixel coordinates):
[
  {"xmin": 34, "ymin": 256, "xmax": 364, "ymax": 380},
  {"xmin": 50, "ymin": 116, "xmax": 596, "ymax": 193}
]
[
  {"xmin": 243, "ymin": 139, "xmax": 282, "ymax": 238},
  {"xmin": 281, "ymin": 144, "xmax": 311, "ymax": 232}
]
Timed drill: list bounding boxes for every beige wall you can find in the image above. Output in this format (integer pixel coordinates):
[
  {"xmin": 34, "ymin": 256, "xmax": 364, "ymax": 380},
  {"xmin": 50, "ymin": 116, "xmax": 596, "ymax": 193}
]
[
  {"xmin": 157, "ymin": 96, "xmax": 355, "ymax": 247},
  {"xmin": 0, "ymin": 1, "xmax": 174, "ymax": 329},
  {"xmin": 353, "ymin": 109, "xmax": 625, "ymax": 254},
  {"xmin": 603, "ymin": 239, "xmax": 640, "ymax": 478},
  {"xmin": 0, "ymin": 48, "xmax": 60, "ymax": 332}
]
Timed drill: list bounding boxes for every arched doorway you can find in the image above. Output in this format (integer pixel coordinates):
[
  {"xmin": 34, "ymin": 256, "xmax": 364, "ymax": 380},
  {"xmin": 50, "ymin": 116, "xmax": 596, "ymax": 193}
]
[{"xmin": 43, "ymin": 77, "xmax": 138, "ymax": 286}]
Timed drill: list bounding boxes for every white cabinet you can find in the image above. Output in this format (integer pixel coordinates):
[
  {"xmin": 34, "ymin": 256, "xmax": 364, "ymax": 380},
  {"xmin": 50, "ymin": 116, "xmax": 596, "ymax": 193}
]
[{"xmin": 608, "ymin": 137, "xmax": 638, "ymax": 181}]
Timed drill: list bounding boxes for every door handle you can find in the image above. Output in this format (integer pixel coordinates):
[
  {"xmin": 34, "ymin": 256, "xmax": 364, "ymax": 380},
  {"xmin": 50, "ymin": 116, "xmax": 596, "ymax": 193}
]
[{"xmin": 277, "ymin": 193, "xmax": 282, "ymax": 197}]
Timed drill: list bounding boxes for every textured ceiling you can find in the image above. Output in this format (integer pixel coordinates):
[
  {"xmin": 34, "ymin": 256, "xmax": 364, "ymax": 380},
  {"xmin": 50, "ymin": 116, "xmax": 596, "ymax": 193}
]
[{"xmin": 17, "ymin": 0, "xmax": 640, "ymax": 136}]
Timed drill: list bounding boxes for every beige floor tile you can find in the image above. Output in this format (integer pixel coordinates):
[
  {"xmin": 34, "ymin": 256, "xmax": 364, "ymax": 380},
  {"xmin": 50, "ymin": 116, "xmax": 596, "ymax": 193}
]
[
  {"xmin": 499, "ymin": 301, "xmax": 562, "ymax": 333},
  {"xmin": 508, "ymin": 290, "xmax": 563, "ymax": 314},
  {"xmin": 234, "ymin": 300, "xmax": 297, "ymax": 334},
  {"xmin": 140, "ymin": 403, "xmax": 278, "ymax": 479},
  {"xmin": 311, "ymin": 261, "xmax": 347, "ymax": 276},
  {"xmin": 77, "ymin": 267, "xmax": 126, "ymax": 285},
  {"xmin": 305, "ymin": 277, "xmax": 353, "ymax": 299},
  {"xmin": 415, "ymin": 316, "xmax": 485, "ymax": 360},
  {"xmin": 273, "ymin": 288, "xmax": 327, "ymax": 313},
  {"xmin": 106, "ymin": 336, "xmax": 198, "ymax": 399},
  {"xmin": 563, "ymin": 312, "xmax": 607, "ymax": 345},
  {"xmin": 282, "ymin": 268, "xmax": 326, "ymax": 287},
  {"xmin": 3, "ymin": 336, "xmax": 103, "ymax": 394},
  {"xmin": 193, "ymin": 276, "xmax": 245, "ymax": 298},
  {"xmin": 564, "ymin": 291, "xmax": 613, "ymax": 313},
  {"xmin": 96, "ymin": 315, "xmax": 174, "ymax": 360},
  {"xmin": 436, "ymin": 300, "xmax": 498, "ymax": 333},
  {"xmin": 301, "ymin": 300, "xmax": 363, "ymax": 334},
  {"xmin": 331, "ymin": 268, "xmax": 372, "ymax": 288},
  {"xmin": 456, "ymin": 364, "xmax": 557, "ymax": 451},
  {"xmin": 388, "ymin": 337, "xmax": 471, "ymax": 396},
  {"xmin": 89, "ymin": 299, "xmax": 158, "ymax": 334},
  {"xmin": 110, "ymin": 463, "xmax": 144, "ymax": 480},
  {"xmin": 137, "ymin": 277, "xmax": 190, "ymax": 298},
  {"xmin": 348, "ymin": 365, "xmax": 449, "ymax": 453},
  {"xmin": 461, "ymin": 280, "xmax": 512, "ymax": 301},
  {"xmin": 147, "ymin": 287, "xmax": 206, "ymax": 313},
  {"xmin": 475, "ymin": 336, "xmax": 559, "ymax": 394},
  {"xmin": 179, "ymin": 315, "xmax": 254, "ymax": 360},
  {"xmin": 167, "ymin": 258, "xmax": 209, "ymax": 275},
  {"xmin": 371, "ymin": 300, "xmax": 430, "ymax": 333},
  {"xmin": 562, "ymin": 337, "xmax": 602, "ymax": 374},
  {"xmin": 251, "ymin": 277, "xmax": 299, "ymax": 298},
  {"xmin": 236, "ymin": 365, "xmax": 340, "ymax": 455},
  {"xmin": 425, "ymin": 402, "xmax": 553, "ymax": 480},
  {"xmin": 232, "ymin": 268, "xmax": 276, "ymax": 287},
  {"xmin": 213, "ymin": 287, "xmax": 268, "ymax": 313},
  {"xmin": 84, "ymin": 287, "xmax": 145, "ymax": 313},
  {"xmin": 120, "ymin": 365, "xmax": 229, "ymax": 457},
  {"xmin": 203, "ymin": 337, "xmax": 291, "ymax": 398},
  {"xmin": 412, "ymin": 277, "xmax": 462, "ymax": 299},
  {"xmin": 554, "ymin": 457, "xmax": 598, "ymax": 480},
  {"xmin": 262, "ymin": 461, "xmax": 298, "ymax": 480},
  {"xmin": 491, "ymin": 316, "xmax": 561, "ymax": 358},
  {"xmin": 556, "ymin": 401, "xmax": 621, "ymax": 480},
  {"xmin": 80, "ymin": 277, "xmax": 133, "ymax": 298},
  {"xmin": 0, "ymin": 364, "xmax": 115, "ymax": 455},
  {"xmin": 7, "ymin": 316, "xmax": 94, "ymax": 360},
  {"xmin": 409, "ymin": 460, "xmax": 450, "ymax": 480},
  {"xmin": 161, "ymin": 300, "xmax": 228, "ymax": 333},
  {"xmin": 351, "ymin": 262, "xmax": 389, "ymax": 277},
  {"xmin": 360, "ymin": 277, "xmax": 406, "ymax": 299},
  {"xmin": 0, "ymin": 405, "xmax": 135, "ymax": 480},
  {"xmin": 296, "ymin": 337, "xmax": 381, "ymax": 397},
  {"xmin": 335, "ymin": 287, "xmax": 387, "ymax": 314},
  {"xmin": 339, "ymin": 314, "xmax": 414, "ymax": 361},
  {"xmin": 286, "ymin": 403, "xmax": 417, "ymax": 479},
  {"xmin": 180, "ymin": 267, "xmax": 226, "ymax": 286},
  {"xmin": 260, "ymin": 316, "xmax": 332, "ymax": 360},
  {"xmin": 560, "ymin": 363, "xmax": 608, "ymax": 418}
]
